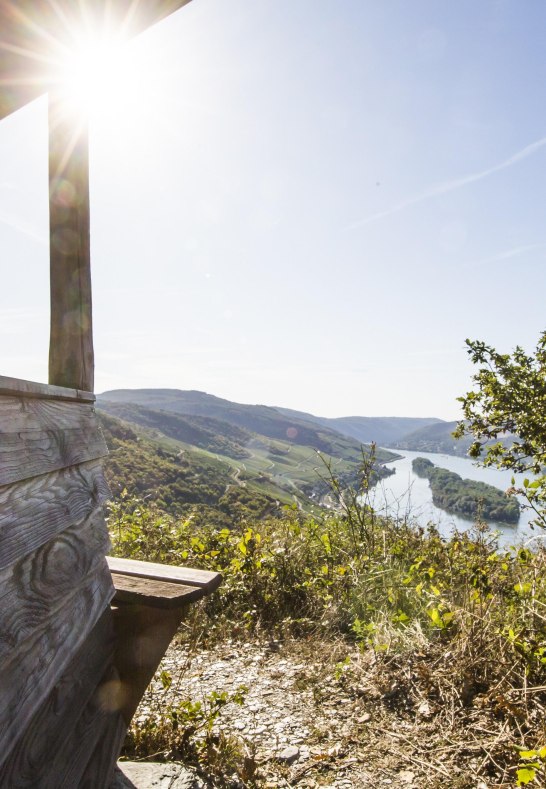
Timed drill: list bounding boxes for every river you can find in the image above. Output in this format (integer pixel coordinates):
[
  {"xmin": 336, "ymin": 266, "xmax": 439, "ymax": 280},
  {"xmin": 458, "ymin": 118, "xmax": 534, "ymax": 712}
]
[{"xmin": 372, "ymin": 448, "xmax": 542, "ymax": 547}]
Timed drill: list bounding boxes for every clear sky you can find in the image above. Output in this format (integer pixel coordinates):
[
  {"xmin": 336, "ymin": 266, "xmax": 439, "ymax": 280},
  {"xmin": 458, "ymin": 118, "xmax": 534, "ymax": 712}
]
[{"xmin": 1, "ymin": 0, "xmax": 545, "ymax": 420}]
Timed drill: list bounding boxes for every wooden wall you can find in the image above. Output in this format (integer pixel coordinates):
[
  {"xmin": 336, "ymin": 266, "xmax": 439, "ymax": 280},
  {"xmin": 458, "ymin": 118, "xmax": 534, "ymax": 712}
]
[{"xmin": 0, "ymin": 375, "xmax": 118, "ymax": 785}]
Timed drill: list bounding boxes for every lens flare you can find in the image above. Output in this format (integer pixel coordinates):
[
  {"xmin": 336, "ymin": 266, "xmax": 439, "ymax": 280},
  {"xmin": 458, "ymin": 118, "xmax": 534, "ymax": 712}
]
[{"xmin": 57, "ymin": 33, "xmax": 131, "ymax": 119}]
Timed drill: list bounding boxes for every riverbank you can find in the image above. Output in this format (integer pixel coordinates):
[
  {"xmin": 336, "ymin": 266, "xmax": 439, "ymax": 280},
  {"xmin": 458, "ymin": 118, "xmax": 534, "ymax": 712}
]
[{"xmin": 375, "ymin": 447, "xmax": 538, "ymax": 544}]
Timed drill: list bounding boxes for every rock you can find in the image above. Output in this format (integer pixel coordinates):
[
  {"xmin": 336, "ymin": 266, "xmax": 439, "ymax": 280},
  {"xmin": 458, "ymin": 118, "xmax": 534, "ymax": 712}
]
[
  {"xmin": 416, "ymin": 700, "xmax": 433, "ymax": 719},
  {"xmin": 114, "ymin": 762, "xmax": 205, "ymax": 789},
  {"xmin": 277, "ymin": 745, "xmax": 300, "ymax": 765}
]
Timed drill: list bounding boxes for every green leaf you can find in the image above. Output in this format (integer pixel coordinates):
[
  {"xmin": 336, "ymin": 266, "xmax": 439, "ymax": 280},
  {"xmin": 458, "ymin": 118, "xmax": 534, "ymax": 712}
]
[
  {"xmin": 514, "ymin": 582, "xmax": 532, "ymax": 596},
  {"xmin": 517, "ymin": 766, "xmax": 537, "ymax": 785}
]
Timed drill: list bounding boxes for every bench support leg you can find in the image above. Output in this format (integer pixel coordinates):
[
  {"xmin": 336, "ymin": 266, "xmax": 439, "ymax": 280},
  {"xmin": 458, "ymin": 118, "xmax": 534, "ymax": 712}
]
[{"xmin": 112, "ymin": 603, "xmax": 188, "ymax": 726}]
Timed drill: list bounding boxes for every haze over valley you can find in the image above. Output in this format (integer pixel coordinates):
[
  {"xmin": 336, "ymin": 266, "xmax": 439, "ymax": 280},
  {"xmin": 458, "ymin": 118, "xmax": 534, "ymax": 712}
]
[{"xmin": 97, "ymin": 387, "xmax": 529, "ymax": 538}]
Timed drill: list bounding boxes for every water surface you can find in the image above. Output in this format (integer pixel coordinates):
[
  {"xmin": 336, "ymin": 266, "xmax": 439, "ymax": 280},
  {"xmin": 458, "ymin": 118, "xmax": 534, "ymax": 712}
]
[{"xmin": 373, "ymin": 448, "xmax": 542, "ymax": 547}]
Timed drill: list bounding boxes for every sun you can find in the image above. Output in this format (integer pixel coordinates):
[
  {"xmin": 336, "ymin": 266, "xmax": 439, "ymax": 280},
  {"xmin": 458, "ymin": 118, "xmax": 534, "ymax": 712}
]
[
  {"xmin": 55, "ymin": 32, "xmax": 133, "ymax": 121},
  {"xmin": 45, "ymin": 15, "xmax": 182, "ymax": 153}
]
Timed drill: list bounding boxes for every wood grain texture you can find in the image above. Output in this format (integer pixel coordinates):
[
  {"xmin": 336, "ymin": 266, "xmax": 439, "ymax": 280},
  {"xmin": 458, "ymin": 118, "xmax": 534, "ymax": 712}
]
[
  {"xmin": 0, "ymin": 375, "xmax": 94, "ymax": 402},
  {"xmin": 70, "ymin": 688, "xmax": 127, "ymax": 789},
  {"xmin": 25, "ymin": 647, "xmax": 124, "ymax": 788},
  {"xmin": 0, "ymin": 396, "xmax": 97, "ymax": 433},
  {"xmin": 107, "ymin": 556, "xmax": 222, "ymax": 593},
  {"xmin": 48, "ymin": 91, "xmax": 94, "ymax": 392},
  {"xmin": 0, "ymin": 423, "xmax": 108, "ymax": 487},
  {"xmin": 111, "ymin": 573, "xmax": 205, "ymax": 608},
  {"xmin": 0, "ymin": 608, "xmax": 115, "ymax": 787},
  {"xmin": 0, "ymin": 559, "xmax": 114, "ymax": 766},
  {"xmin": 0, "ymin": 459, "xmax": 110, "ymax": 571},
  {"xmin": 0, "ymin": 509, "xmax": 110, "ymax": 664}
]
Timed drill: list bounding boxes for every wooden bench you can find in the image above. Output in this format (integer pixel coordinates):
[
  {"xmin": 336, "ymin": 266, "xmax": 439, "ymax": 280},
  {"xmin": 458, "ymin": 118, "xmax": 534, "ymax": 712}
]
[
  {"xmin": 107, "ymin": 556, "xmax": 221, "ymax": 726},
  {"xmin": 0, "ymin": 378, "xmax": 221, "ymax": 787}
]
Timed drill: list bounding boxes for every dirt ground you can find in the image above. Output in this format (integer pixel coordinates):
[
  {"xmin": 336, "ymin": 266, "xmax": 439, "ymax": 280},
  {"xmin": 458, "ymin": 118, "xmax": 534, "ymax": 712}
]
[{"xmin": 129, "ymin": 635, "xmax": 527, "ymax": 788}]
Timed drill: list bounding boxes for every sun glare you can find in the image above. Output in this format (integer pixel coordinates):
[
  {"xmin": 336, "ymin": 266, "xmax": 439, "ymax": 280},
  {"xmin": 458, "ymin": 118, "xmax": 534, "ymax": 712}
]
[
  {"xmin": 56, "ymin": 33, "xmax": 134, "ymax": 121},
  {"xmin": 45, "ymin": 14, "xmax": 193, "ymax": 153}
]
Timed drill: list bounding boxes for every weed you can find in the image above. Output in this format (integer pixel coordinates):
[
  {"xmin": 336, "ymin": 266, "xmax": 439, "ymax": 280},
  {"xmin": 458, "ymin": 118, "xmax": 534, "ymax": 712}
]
[{"xmin": 122, "ymin": 685, "xmax": 255, "ymax": 786}]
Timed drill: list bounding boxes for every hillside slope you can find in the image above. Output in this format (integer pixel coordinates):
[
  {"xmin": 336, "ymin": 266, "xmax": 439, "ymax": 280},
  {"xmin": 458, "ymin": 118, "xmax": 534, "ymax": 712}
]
[
  {"xmin": 98, "ymin": 400, "xmax": 252, "ymax": 459},
  {"xmin": 98, "ymin": 410, "xmax": 282, "ymax": 526},
  {"xmin": 97, "ymin": 389, "xmax": 398, "ymax": 465},
  {"xmin": 97, "ymin": 403, "xmax": 398, "ymax": 525}
]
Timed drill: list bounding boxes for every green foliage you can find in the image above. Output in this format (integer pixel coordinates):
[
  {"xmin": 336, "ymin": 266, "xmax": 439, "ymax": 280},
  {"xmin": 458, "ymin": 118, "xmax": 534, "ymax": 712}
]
[
  {"xmin": 516, "ymin": 746, "xmax": 546, "ymax": 785},
  {"xmin": 412, "ymin": 456, "xmax": 520, "ymax": 523},
  {"xmin": 123, "ymin": 685, "xmax": 252, "ymax": 785},
  {"xmin": 110, "ymin": 457, "xmax": 546, "ymax": 783},
  {"xmin": 454, "ymin": 331, "xmax": 546, "ymax": 529},
  {"xmin": 109, "ymin": 490, "xmax": 546, "ymax": 683}
]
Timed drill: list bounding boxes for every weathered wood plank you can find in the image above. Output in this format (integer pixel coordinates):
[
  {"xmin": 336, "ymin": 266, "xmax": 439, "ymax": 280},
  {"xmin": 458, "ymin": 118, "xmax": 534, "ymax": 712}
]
[
  {"xmin": 111, "ymin": 573, "xmax": 206, "ymax": 608},
  {"xmin": 0, "ymin": 375, "xmax": 94, "ymax": 402},
  {"xmin": 48, "ymin": 91, "xmax": 94, "ymax": 392},
  {"xmin": 78, "ymin": 707, "xmax": 127, "ymax": 789},
  {"xmin": 0, "ymin": 424, "xmax": 108, "ymax": 487},
  {"xmin": 59, "ymin": 670, "xmax": 126, "ymax": 789},
  {"xmin": 0, "ymin": 559, "xmax": 114, "ymax": 766},
  {"xmin": 0, "ymin": 608, "xmax": 115, "ymax": 787},
  {"xmin": 0, "ymin": 396, "xmax": 97, "ymax": 433},
  {"xmin": 0, "ymin": 508, "xmax": 110, "ymax": 663},
  {"xmin": 107, "ymin": 556, "xmax": 222, "ymax": 593},
  {"xmin": 113, "ymin": 604, "xmax": 186, "ymax": 725},
  {"xmin": 0, "ymin": 459, "xmax": 110, "ymax": 571}
]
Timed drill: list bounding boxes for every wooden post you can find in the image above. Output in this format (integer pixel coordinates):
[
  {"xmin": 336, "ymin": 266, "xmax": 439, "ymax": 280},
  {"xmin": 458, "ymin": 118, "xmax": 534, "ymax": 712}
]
[{"xmin": 48, "ymin": 92, "xmax": 94, "ymax": 392}]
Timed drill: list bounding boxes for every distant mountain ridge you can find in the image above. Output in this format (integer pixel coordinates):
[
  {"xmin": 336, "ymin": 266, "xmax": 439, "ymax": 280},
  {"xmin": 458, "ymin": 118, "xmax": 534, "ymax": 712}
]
[
  {"xmin": 98, "ymin": 388, "xmax": 396, "ymax": 460},
  {"xmin": 277, "ymin": 408, "xmax": 443, "ymax": 447},
  {"xmin": 98, "ymin": 388, "xmax": 471, "ymax": 462},
  {"xmin": 392, "ymin": 420, "xmax": 469, "ymax": 455}
]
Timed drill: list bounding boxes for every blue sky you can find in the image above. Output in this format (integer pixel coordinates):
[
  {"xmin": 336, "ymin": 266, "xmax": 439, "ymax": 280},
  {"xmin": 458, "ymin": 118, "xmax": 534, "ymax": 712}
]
[{"xmin": 1, "ymin": 0, "xmax": 545, "ymax": 419}]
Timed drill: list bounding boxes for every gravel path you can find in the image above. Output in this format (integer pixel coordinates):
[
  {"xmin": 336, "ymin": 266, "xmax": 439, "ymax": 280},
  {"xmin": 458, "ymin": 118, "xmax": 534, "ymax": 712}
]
[{"xmin": 127, "ymin": 639, "xmax": 433, "ymax": 788}]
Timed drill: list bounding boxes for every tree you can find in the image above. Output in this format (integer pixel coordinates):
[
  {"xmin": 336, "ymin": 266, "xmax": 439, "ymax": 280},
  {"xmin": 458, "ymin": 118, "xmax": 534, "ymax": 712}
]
[{"xmin": 453, "ymin": 331, "xmax": 546, "ymax": 529}]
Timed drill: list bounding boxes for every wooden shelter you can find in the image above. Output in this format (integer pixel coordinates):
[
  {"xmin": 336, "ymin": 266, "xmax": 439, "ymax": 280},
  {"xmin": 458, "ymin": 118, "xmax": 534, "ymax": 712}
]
[{"xmin": 0, "ymin": 2, "xmax": 221, "ymax": 785}]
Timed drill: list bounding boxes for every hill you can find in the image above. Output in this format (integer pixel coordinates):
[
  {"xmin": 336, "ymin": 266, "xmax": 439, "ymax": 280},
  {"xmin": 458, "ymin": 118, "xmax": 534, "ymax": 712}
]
[
  {"xmin": 98, "ymin": 400, "xmax": 252, "ymax": 460},
  {"xmin": 97, "ymin": 397, "xmax": 399, "ymax": 524},
  {"xmin": 97, "ymin": 389, "xmax": 398, "ymax": 467},
  {"xmin": 97, "ymin": 410, "xmax": 263, "ymax": 527},
  {"xmin": 277, "ymin": 408, "xmax": 443, "ymax": 446},
  {"xmin": 391, "ymin": 420, "xmax": 516, "ymax": 458},
  {"xmin": 391, "ymin": 420, "xmax": 470, "ymax": 455}
]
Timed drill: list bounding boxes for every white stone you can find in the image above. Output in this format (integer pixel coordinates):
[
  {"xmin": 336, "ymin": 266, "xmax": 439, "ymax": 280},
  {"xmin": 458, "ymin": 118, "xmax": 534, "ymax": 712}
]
[{"xmin": 277, "ymin": 745, "xmax": 300, "ymax": 765}]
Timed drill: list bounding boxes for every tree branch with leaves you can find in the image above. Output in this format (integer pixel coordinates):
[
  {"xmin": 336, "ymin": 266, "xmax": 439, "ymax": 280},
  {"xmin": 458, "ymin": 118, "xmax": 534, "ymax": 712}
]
[{"xmin": 454, "ymin": 331, "xmax": 546, "ymax": 530}]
